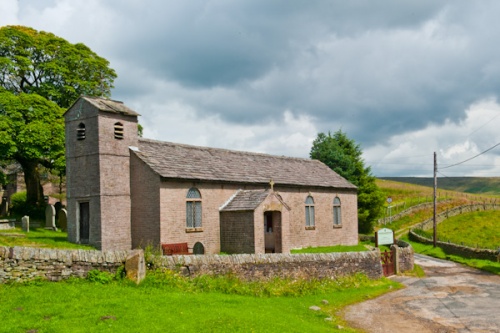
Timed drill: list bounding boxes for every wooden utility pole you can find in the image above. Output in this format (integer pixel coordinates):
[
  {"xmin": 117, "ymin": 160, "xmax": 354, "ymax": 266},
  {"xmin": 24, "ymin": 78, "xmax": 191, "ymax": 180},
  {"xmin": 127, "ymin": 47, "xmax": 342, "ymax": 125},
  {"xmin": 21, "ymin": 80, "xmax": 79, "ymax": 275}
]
[{"xmin": 433, "ymin": 152, "xmax": 437, "ymax": 247}]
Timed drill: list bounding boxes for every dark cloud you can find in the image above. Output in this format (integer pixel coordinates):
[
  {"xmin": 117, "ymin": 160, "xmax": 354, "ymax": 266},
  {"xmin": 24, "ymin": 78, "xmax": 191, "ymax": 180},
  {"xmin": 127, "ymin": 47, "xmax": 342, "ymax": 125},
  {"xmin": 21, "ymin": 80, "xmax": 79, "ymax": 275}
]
[{"xmin": 5, "ymin": 0, "xmax": 500, "ymax": 176}]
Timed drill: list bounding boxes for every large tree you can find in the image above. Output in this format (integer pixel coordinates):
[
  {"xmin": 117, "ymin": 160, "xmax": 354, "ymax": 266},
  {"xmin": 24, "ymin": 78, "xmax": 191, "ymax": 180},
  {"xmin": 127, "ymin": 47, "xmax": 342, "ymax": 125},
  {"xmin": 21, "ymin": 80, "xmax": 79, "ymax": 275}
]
[
  {"xmin": 0, "ymin": 90, "xmax": 64, "ymax": 207},
  {"xmin": 310, "ymin": 130, "xmax": 384, "ymax": 234},
  {"xmin": 0, "ymin": 25, "xmax": 116, "ymax": 207}
]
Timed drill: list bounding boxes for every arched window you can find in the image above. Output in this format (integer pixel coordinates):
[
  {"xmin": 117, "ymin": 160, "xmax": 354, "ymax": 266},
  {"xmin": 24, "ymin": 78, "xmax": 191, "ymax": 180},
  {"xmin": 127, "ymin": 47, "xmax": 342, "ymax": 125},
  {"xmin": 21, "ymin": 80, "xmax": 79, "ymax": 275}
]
[
  {"xmin": 77, "ymin": 123, "xmax": 86, "ymax": 140},
  {"xmin": 305, "ymin": 195, "xmax": 315, "ymax": 227},
  {"xmin": 186, "ymin": 188, "xmax": 202, "ymax": 228},
  {"xmin": 114, "ymin": 122, "xmax": 124, "ymax": 139},
  {"xmin": 333, "ymin": 197, "xmax": 342, "ymax": 226}
]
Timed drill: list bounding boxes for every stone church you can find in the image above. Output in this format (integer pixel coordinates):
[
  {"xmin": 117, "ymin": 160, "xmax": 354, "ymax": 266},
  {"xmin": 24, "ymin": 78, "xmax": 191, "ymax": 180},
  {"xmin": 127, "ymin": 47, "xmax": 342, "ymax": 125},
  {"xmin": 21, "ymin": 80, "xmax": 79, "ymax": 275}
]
[{"xmin": 64, "ymin": 96, "xmax": 358, "ymax": 253}]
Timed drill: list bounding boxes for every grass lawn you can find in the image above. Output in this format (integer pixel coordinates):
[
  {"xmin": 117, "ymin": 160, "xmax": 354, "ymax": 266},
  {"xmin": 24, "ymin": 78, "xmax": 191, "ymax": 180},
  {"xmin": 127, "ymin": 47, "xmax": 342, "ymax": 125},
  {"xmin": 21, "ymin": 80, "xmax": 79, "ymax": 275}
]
[
  {"xmin": 291, "ymin": 242, "xmax": 370, "ymax": 254},
  {"xmin": 0, "ymin": 271, "xmax": 401, "ymax": 333},
  {"xmin": 0, "ymin": 227, "xmax": 94, "ymax": 250},
  {"xmin": 291, "ymin": 240, "xmax": 393, "ymax": 254}
]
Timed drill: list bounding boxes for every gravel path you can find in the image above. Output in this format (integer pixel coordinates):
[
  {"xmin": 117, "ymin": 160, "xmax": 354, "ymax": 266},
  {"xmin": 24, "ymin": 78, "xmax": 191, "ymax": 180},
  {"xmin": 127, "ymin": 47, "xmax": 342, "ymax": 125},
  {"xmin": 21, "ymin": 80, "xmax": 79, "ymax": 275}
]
[{"xmin": 343, "ymin": 254, "xmax": 500, "ymax": 332}]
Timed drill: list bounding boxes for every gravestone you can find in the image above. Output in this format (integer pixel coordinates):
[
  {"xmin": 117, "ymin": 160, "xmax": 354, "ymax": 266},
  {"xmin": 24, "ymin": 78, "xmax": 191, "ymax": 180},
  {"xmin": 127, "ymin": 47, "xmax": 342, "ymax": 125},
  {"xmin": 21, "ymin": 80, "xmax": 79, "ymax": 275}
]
[
  {"xmin": 1, "ymin": 196, "xmax": 8, "ymax": 216},
  {"xmin": 54, "ymin": 202, "xmax": 62, "ymax": 221},
  {"xmin": 22, "ymin": 215, "xmax": 29, "ymax": 232},
  {"xmin": 58, "ymin": 208, "xmax": 68, "ymax": 232},
  {"xmin": 125, "ymin": 250, "xmax": 146, "ymax": 284},
  {"xmin": 45, "ymin": 204, "xmax": 57, "ymax": 230}
]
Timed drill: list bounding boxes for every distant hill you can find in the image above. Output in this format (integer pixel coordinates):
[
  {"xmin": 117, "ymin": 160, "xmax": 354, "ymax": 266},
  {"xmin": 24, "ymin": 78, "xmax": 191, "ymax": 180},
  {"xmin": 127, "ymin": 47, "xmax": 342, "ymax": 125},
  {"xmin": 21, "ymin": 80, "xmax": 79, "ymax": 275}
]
[{"xmin": 379, "ymin": 177, "xmax": 500, "ymax": 195}]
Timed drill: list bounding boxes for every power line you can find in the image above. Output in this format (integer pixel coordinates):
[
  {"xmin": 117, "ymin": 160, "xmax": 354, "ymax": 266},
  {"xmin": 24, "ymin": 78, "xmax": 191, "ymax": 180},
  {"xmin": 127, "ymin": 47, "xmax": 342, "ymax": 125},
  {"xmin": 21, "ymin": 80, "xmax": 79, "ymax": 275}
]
[
  {"xmin": 467, "ymin": 112, "xmax": 500, "ymax": 137},
  {"xmin": 440, "ymin": 142, "xmax": 500, "ymax": 170}
]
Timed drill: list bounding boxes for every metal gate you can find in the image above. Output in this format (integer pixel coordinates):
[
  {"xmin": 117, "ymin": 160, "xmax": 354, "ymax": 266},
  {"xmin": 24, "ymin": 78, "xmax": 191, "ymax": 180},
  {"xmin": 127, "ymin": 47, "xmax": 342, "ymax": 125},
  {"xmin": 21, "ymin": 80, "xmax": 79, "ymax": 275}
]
[{"xmin": 381, "ymin": 249, "xmax": 395, "ymax": 277}]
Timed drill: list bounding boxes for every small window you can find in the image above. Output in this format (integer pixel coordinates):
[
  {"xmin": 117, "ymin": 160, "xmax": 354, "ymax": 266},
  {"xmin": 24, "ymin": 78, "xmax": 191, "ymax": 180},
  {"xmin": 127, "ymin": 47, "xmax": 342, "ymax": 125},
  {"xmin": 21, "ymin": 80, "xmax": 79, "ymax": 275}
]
[
  {"xmin": 186, "ymin": 188, "xmax": 202, "ymax": 228},
  {"xmin": 114, "ymin": 122, "xmax": 124, "ymax": 139},
  {"xmin": 77, "ymin": 123, "xmax": 86, "ymax": 140},
  {"xmin": 333, "ymin": 197, "xmax": 342, "ymax": 226},
  {"xmin": 305, "ymin": 195, "xmax": 315, "ymax": 227}
]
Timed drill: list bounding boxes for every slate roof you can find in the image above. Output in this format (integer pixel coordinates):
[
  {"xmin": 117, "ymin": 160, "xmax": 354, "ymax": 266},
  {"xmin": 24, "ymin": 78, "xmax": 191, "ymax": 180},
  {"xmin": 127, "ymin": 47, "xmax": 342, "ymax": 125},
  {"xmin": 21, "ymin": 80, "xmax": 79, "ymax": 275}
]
[
  {"xmin": 134, "ymin": 138, "xmax": 356, "ymax": 190},
  {"xmin": 220, "ymin": 190, "xmax": 270, "ymax": 211},
  {"xmin": 65, "ymin": 96, "xmax": 140, "ymax": 117}
]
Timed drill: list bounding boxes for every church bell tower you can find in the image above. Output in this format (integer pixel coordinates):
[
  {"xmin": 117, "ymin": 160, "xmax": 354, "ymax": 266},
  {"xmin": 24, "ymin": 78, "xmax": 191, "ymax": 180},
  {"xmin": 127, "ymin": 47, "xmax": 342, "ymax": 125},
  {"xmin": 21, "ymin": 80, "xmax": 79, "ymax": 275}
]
[{"xmin": 64, "ymin": 96, "xmax": 139, "ymax": 250}]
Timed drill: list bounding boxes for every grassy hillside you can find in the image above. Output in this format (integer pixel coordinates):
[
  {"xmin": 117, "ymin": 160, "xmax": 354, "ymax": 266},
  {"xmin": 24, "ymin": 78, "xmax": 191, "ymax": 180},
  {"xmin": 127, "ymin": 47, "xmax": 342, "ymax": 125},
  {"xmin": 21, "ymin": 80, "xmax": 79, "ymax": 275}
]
[
  {"xmin": 379, "ymin": 177, "xmax": 500, "ymax": 195},
  {"xmin": 416, "ymin": 210, "xmax": 500, "ymax": 249},
  {"xmin": 375, "ymin": 178, "xmax": 492, "ymax": 237}
]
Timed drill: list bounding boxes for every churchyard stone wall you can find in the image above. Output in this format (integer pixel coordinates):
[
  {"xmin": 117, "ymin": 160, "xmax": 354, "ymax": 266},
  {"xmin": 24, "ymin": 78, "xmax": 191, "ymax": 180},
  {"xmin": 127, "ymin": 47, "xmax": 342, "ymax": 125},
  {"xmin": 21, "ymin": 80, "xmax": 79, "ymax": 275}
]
[
  {"xmin": 150, "ymin": 250, "xmax": 385, "ymax": 281},
  {"xmin": 0, "ymin": 246, "xmax": 395, "ymax": 283},
  {"xmin": 394, "ymin": 239, "xmax": 414, "ymax": 272},
  {"xmin": 0, "ymin": 246, "xmax": 129, "ymax": 283}
]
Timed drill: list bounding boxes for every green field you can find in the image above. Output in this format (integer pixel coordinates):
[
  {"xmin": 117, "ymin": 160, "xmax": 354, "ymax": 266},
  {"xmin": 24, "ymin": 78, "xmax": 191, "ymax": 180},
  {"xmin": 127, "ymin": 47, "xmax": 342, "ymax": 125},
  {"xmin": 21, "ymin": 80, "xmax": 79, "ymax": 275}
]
[
  {"xmin": 418, "ymin": 210, "xmax": 500, "ymax": 250},
  {"xmin": 0, "ymin": 271, "xmax": 400, "ymax": 333},
  {"xmin": 0, "ymin": 228, "xmax": 94, "ymax": 250}
]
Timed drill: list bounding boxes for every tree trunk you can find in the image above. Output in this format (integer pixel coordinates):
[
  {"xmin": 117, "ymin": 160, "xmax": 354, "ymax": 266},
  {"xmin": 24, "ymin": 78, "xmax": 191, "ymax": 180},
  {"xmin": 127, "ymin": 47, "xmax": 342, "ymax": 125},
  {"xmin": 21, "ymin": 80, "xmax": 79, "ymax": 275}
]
[{"xmin": 18, "ymin": 159, "xmax": 45, "ymax": 207}]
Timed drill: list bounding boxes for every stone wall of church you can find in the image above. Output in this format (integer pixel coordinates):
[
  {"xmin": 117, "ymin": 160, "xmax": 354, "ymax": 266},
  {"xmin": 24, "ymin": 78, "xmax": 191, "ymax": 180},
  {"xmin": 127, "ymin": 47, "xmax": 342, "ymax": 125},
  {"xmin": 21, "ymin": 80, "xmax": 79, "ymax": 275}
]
[
  {"xmin": 130, "ymin": 152, "xmax": 161, "ymax": 249},
  {"xmin": 220, "ymin": 211, "xmax": 255, "ymax": 253},
  {"xmin": 152, "ymin": 181, "xmax": 358, "ymax": 255}
]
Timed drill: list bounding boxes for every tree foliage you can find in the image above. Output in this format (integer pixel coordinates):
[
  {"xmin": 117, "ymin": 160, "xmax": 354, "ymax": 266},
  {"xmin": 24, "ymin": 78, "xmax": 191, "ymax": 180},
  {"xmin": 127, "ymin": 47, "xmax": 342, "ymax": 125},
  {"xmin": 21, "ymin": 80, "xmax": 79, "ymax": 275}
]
[
  {"xmin": 0, "ymin": 25, "xmax": 117, "ymax": 207},
  {"xmin": 310, "ymin": 130, "xmax": 384, "ymax": 234},
  {"xmin": 0, "ymin": 25, "xmax": 116, "ymax": 108},
  {"xmin": 0, "ymin": 90, "xmax": 65, "ymax": 206}
]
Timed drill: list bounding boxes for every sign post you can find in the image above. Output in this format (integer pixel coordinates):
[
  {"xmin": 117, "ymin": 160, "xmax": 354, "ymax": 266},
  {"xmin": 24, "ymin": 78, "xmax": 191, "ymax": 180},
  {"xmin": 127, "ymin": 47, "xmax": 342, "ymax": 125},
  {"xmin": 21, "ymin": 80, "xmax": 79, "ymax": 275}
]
[{"xmin": 386, "ymin": 197, "xmax": 393, "ymax": 225}]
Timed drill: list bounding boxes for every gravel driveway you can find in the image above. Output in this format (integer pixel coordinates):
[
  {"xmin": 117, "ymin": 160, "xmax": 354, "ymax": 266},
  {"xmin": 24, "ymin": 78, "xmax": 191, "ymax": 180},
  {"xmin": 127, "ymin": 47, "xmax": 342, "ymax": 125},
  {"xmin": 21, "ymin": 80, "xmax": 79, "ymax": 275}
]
[{"xmin": 343, "ymin": 254, "xmax": 500, "ymax": 332}]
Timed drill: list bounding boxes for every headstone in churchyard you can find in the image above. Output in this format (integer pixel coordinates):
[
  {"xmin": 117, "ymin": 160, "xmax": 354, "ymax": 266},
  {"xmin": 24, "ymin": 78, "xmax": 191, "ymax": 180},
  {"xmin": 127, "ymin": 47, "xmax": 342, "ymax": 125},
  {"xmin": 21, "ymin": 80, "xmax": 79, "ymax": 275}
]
[
  {"xmin": 22, "ymin": 215, "xmax": 29, "ymax": 232},
  {"xmin": 1, "ymin": 196, "xmax": 8, "ymax": 216},
  {"xmin": 54, "ymin": 201, "xmax": 62, "ymax": 221},
  {"xmin": 125, "ymin": 250, "xmax": 146, "ymax": 284},
  {"xmin": 58, "ymin": 208, "xmax": 68, "ymax": 232},
  {"xmin": 45, "ymin": 204, "xmax": 57, "ymax": 230}
]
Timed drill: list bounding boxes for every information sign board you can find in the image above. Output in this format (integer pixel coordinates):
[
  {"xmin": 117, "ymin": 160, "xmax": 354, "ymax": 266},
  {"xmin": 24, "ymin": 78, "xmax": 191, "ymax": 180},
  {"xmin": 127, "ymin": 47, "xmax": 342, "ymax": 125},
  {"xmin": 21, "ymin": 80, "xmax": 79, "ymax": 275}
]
[{"xmin": 376, "ymin": 228, "xmax": 394, "ymax": 247}]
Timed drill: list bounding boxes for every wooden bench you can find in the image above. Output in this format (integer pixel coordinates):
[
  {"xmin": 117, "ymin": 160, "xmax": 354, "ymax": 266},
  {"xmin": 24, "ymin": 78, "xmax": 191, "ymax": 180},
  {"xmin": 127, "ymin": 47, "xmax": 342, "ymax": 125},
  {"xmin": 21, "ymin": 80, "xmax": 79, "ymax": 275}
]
[{"xmin": 161, "ymin": 242, "xmax": 192, "ymax": 256}]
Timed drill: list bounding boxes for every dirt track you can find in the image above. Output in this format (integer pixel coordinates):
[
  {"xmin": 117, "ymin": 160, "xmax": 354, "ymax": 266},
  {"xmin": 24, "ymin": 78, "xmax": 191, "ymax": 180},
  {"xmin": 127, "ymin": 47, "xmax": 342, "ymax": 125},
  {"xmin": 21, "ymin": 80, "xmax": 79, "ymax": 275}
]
[{"xmin": 343, "ymin": 254, "xmax": 500, "ymax": 333}]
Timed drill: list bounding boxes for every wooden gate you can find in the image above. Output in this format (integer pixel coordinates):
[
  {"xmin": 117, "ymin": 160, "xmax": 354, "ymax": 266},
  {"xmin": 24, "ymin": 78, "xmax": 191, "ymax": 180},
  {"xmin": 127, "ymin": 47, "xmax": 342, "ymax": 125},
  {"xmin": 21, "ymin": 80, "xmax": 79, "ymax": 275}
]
[{"xmin": 381, "ymin": 249, "xmax": 395, "ymax": 277}]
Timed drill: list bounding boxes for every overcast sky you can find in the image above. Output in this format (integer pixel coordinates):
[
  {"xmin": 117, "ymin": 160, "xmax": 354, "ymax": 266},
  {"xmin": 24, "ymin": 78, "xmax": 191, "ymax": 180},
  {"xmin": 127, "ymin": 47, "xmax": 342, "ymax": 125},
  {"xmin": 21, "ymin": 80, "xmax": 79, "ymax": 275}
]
[{"xmin": 2, "ymin": 0, "xmax": 500, "ymax": 177}]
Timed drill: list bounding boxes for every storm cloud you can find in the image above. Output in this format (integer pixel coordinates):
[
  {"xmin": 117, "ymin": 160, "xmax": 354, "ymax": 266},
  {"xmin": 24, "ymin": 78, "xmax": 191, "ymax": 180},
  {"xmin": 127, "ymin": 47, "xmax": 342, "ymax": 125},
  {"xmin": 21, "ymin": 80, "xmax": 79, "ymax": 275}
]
[{"xmin": 2, "ymin": 0, "xmax": 500, "ymax": 176}]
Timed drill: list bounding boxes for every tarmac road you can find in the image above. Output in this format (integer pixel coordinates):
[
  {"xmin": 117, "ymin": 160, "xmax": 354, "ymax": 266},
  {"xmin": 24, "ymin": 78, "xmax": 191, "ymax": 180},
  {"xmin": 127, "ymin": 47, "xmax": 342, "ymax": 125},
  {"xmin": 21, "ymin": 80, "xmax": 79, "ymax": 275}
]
[{"xmin": 343, "ymin": 253, "xmax": 500, "ymax": 332}]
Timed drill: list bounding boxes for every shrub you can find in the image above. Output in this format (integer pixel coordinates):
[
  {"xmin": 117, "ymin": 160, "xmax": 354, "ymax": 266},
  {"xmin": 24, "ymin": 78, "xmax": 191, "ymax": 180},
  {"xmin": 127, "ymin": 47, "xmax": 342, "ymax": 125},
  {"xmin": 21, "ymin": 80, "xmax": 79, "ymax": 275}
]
[
  {"xmin": 9, "ymin": 191, "xmax": 27, "ymax": 216},
  {"xmin": 86, "ymin": 270, "xmax": 115, "ymax": 284},
  {"xmin": 8, "ymin": 191, "xmax": 46, "ymax": 219}
]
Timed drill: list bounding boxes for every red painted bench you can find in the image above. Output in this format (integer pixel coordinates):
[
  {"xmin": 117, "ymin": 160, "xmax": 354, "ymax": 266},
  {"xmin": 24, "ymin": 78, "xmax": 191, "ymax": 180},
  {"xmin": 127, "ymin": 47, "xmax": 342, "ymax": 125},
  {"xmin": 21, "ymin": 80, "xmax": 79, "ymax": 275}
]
[{"xmin": 161, "ymin": 242, "xmax": 192, "ymax": 255}]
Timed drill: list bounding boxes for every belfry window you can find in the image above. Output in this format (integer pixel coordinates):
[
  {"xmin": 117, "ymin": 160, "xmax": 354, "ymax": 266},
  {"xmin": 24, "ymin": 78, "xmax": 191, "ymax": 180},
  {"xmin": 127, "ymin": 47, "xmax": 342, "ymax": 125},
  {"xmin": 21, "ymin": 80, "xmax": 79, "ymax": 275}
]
[
  {"xmin": 77, "ymin": 123, "xmax": 86, "ymax": 140},
  {"xmin": 114, "ymin": 122, "xmax": 124, "ymax": 139}
]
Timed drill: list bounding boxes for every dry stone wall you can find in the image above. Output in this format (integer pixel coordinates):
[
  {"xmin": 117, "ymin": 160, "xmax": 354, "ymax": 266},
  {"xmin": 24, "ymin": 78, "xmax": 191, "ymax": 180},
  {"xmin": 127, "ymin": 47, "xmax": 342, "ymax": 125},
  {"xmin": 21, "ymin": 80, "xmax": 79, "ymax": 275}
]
[
  {"xmin": 394, "ymin": 240, "xmax": 414, "ymax": 272},
  {"xmin": 0, "ymin": 246, "xmax": 129, "ymax": 283},
  {"xmin": 1, "ymin": 245, "xmax": 415, "ymax": 283},
  {"xmin": 151, "ymin": 250, "xmax": 384, "ymax": 280}
]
